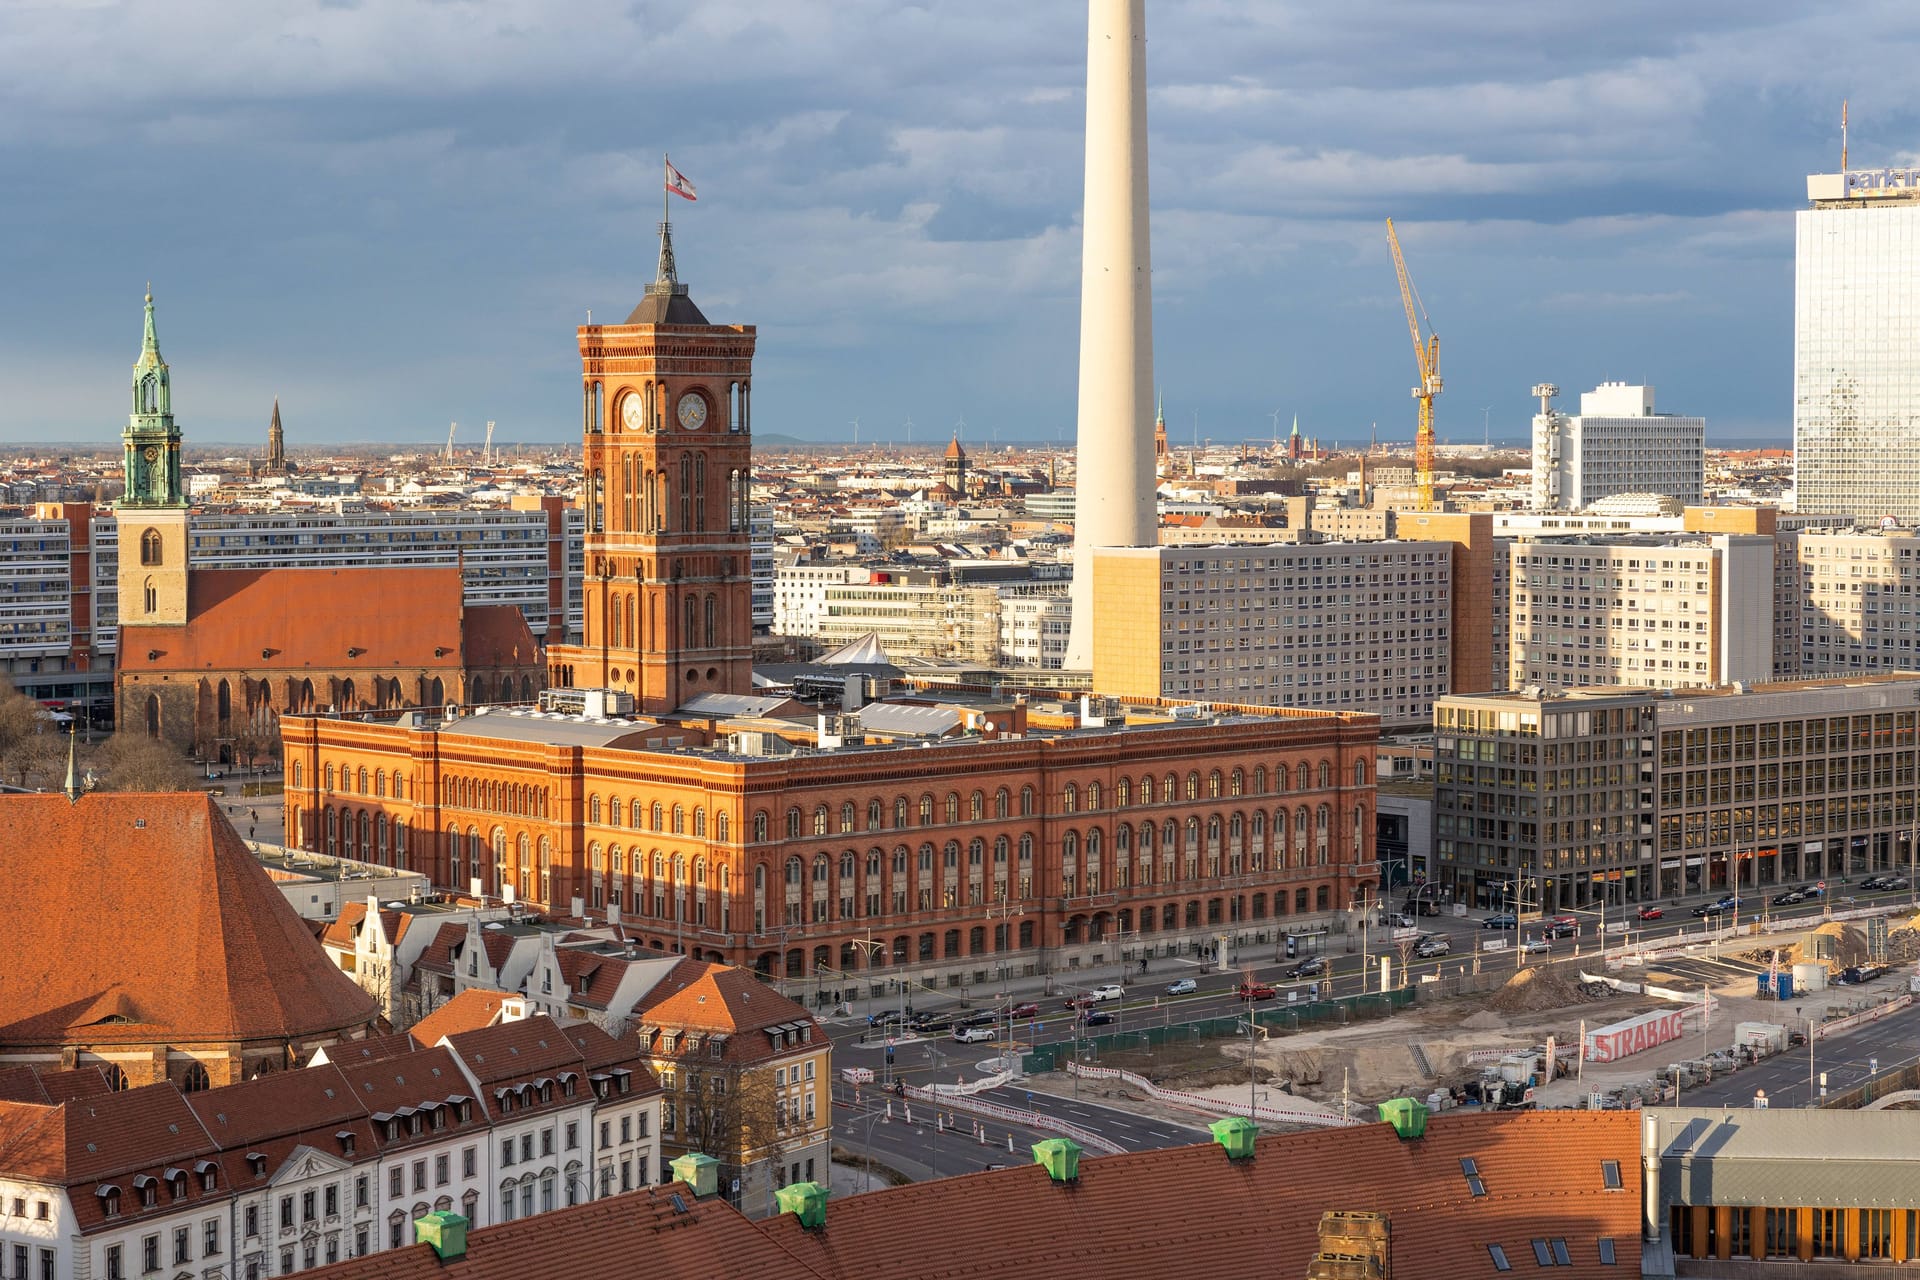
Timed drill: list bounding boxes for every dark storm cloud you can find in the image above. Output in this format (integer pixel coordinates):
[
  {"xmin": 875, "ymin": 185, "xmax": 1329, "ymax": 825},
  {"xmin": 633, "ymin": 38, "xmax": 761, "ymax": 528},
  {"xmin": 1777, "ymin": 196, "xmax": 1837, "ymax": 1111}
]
[{"xmin": 1, "ymin": 0, "xmax": 1915, "ymax": 445}]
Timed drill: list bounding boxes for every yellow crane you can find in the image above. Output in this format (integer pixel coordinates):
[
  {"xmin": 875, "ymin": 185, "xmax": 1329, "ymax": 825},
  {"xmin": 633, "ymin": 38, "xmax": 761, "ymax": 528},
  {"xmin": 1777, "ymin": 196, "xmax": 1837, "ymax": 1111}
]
[{"xmin": 1385, "ymin": 217, "xmax": 1441, "ymax": 511}]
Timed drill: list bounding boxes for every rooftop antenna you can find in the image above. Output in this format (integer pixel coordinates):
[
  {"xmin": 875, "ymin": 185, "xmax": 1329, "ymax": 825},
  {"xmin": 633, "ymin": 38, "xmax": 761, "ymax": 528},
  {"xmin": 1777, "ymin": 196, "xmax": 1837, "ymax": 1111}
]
[
  {"xmin": 1842, "ymin": 99, "xmax": 1850, "ymax": 173},
  {"xmin": 850, "ymin": 418, "xmax": 860, "ymax": 448},
  {"xmin": 955, "ymin": 413, "xmax": 966, "ymax": 441},
  {"xmin": 445, "ymin": 421, "xmax": 457, "ymax": 462},
  {"xmin": 484, "ymin": 420, "xmax": 496, "ymax": 468},
  {"xmin": 904, "ymin": 416, "xmax": 914, "ymax": 448},
  {"xmin": 1483, "ymin": 406, "xmax": 1491, "ymax": 449}
]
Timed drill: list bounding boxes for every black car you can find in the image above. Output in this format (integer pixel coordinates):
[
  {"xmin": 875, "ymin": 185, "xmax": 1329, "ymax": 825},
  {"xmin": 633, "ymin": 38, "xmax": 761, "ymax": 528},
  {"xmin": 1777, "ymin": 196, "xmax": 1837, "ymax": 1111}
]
[
  {"xmin": 1690, "ymin": 901, "xmax": 1729, "ymax": 918},
  {"xmin": 1287, "ymin": 956, "xmax": 1327, "ymax": 979},
  {"xmin": 1862, "ymin": 875, "xmax": 1891, "ymax": 891},
  {"xmin": 1772, "ymin": 889, "xmax": 1805, "ymax": 905},
  {"xmin": 1082, "ymin": 1010, "xmax": 1115, "ymax": 1027},
  {"xmin": 956, "ymin": 1009, "xmax": 997, "ymax": 1028},
  {"xmin": 909, "ymin": 1011, "xmax": 956, "ymax": 1033},
  {"xmin": 872, "ymin": 1010, "xmax": 911, "ymax": 1028}
]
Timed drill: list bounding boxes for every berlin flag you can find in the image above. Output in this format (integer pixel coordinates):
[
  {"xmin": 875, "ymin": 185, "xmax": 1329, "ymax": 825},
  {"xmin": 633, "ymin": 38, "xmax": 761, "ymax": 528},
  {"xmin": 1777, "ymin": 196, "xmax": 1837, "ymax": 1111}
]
[{"xmin": 665, "ymin": 158, "xmax": 697, "ymax": 202}]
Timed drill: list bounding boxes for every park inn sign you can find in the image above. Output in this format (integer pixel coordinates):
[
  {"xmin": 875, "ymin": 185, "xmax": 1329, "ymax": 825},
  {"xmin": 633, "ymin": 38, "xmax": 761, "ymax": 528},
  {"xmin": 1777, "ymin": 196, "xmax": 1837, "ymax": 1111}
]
[{"xmin": 1584, "ymin": 1008, "xmax": 1688, "ymax": 1064}]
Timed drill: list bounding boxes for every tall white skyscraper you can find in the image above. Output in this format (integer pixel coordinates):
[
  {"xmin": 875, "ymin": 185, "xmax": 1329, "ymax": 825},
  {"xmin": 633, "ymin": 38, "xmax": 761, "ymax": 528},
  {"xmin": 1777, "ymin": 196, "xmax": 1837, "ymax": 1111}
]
[
  {"xmin": 1530, "ymin": 382, "xmax": 1704, "ymax": 511},
  {"xmin": 1795, "ymin": 167, "xmax": 1920, "ymax": 518}
]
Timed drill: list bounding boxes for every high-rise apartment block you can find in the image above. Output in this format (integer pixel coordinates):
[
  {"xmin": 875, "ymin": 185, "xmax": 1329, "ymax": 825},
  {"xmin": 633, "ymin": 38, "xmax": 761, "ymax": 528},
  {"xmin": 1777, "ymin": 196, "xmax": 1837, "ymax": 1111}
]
[
  {"xmin": 1530, "ymin": 383, "xmax": 1704, "ymax": 511},
  {"xmin": 1091, "ymin": 542, "xmax": 1453, "ymax": 720},
  {"xmin": 1795, "ymin": 167, "xmax": 1920, "ymax": 518}
]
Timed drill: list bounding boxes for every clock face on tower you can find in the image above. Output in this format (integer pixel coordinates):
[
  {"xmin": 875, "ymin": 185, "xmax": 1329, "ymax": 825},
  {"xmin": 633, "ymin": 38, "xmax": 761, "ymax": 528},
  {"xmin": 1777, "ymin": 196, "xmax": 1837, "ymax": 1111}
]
[
  {"xmin": 620, "ymin": 392, "xmax": 645, "ymax": 432},
  {"xmin": 676, "ymin": 392, "xmax": 708, "ymax": 431}
]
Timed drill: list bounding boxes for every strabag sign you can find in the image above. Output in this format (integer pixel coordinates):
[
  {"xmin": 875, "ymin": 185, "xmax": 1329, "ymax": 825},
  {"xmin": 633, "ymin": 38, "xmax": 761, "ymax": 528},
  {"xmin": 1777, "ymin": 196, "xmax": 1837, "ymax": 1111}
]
[{"xmin": 1584, "ymin": 1008, "xmax": 1688, "ymax": 1064}]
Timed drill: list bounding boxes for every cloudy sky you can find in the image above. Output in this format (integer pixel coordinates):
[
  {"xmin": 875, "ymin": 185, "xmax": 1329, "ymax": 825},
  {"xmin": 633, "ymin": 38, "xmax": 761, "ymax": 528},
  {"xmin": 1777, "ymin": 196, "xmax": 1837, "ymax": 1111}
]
[{"xmin": 2, "ymin": 0, "xmax": 1912, "ymax": 449}]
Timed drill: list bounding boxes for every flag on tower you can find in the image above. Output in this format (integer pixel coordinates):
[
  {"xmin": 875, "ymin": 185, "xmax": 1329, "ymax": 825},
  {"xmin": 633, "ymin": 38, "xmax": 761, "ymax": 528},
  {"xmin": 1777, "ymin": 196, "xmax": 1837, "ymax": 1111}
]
[{"xmin": 665, "ymin": 158, "xmax": 698, "ymax": 202}]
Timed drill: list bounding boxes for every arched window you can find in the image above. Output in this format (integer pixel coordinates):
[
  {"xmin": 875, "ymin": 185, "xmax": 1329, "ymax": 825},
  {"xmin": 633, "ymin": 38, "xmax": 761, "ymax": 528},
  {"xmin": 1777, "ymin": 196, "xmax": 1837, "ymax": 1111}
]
[
  {"xmin": 1019, "ymin": 787, "xmax": 1035, "ymax": 817},
  {"xmin": 1086, "ymin": 781, "xmax": 1102, "ymax": 811},
  {"xmin": 1062, "ymin": 784, "xmax": 1078, "ymax": 814},
  {"xmin": 716, "ymin": 812, "xmax": 729, "ymax": 841},
  {"xmin": 1354, "ymin": 759, "xmax": 1368, "ymax": 786},
  {"xmin": 693, "ymin": 808, "xmax": 706, "ymax": 837},
  {"xmin": 672, "ymin": 805, "xmax": 685, "ymax": 835},
  {"xmin": 180, "ymin": 1063, "xmax": 210, "ymax": 1093},
  {"xmin": 589, "ymin": 795, "xmax": 602, "ymax": 824},
  {"xmin": 1319, "ymin": 761, "xmax": 1332, "ymax": 789},
  {"xmin": 754, "ymin": 811, "xmax": 769, "ymax": 842},
  {"xmin": 994, "ymin": 788, "xmax": 1010, "ymax": 818},
  {"xmin": 1185, "ymin": 772, "xmax": 1200, "ymax": 800},
  {"xmin": 812, "ymin": 806, "xmax": 829, "ymax": 837},
  {"xmin": 1207, "ymin": 770, "xmax": 1223, "ymax": 799},
  {"xmin": 918, "ymin": 795, "xmax": 934, "ymax": 825},
  {"xmin": 868, "ymin": 799, "xmax": 884, "ymax": 831},
  {"xmin": 139, "ymin": 527, "xmax": 163, "ymax": 566},
  {"xmin": 1115, "ymin": 778, "xmax": 1130, "ymax": 807},
  {"xmin": 969, "ymin": 792, "xmax": 985, "ymax": 821},
  {"xmin": 786, "ymin": 807, "xmax": 802, "ymax": 838},
  {"xmin": 1297, "ymin": 762, "xmax": 1312, "ymax": 791},
  {"xmin": 840, "ymin": 802, "xmax": 856, "ymax": 834}
]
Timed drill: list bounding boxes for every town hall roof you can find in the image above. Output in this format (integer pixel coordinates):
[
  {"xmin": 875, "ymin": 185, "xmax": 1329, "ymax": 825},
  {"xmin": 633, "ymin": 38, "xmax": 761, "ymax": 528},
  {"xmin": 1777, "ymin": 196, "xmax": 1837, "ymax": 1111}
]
[{"xmin": 0, "ymin": 793, "xmax": 377, "ymax": 1050}]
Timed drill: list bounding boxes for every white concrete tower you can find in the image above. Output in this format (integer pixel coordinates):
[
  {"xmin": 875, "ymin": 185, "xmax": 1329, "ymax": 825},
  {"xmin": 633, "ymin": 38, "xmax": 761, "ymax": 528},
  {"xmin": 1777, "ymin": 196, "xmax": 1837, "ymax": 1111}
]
[{"xmin": 1064, "ymin": 0, "xmax": 1156, "ymax": 671}]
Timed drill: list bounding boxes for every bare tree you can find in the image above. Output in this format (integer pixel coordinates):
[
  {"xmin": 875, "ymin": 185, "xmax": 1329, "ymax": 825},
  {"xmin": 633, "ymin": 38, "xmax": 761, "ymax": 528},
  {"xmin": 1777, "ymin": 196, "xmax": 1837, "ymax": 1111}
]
[
  {"xmin": 0, "ymin": 675, "xmax": 63, "ymax": 789},
  {"xmin": 681, "ymin": 1062, "xmax": 801, "ymax": 1206},
  {"xmin": 91, "ymin": 731, "xmax": 196, "ymax": 793}
]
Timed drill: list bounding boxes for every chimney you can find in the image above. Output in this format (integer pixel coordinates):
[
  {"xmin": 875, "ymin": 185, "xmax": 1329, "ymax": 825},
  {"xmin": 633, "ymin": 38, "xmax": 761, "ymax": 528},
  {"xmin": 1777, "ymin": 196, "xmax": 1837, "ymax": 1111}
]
[
  {"xmin": 1377, "ymin": 1098, "xmax": 1428, "ymax": 1141},
  {"xmin": 773, "ymin": 1180, "xmax": 828, "ymax": 1230},
  {"xmin": 1032, "ymin": 1137, "xmax": 1083, "ymax": 1183},
  {"xmin": 670, "ymin": 1151, "xmax": 721, "ymax": 1198},
  {"xmin": 413, "ymin": 1211, "xmax": 468, "ymax": 1261},
  {"xmin": 1305, "ymin": 1210, "xmax": 1391, "ymax": 1280},
  {"xmin": 1209, "ymin": 1115, "xmax": 1258, "ymax": 1160}
]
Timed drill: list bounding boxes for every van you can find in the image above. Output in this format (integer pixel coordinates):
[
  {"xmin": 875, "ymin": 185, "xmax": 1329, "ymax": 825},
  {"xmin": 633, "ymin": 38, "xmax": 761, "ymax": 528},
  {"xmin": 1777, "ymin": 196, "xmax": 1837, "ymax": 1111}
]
[{"xmin": 1414, "ymin": 936, "xmax": 1451, "ymax": 958}]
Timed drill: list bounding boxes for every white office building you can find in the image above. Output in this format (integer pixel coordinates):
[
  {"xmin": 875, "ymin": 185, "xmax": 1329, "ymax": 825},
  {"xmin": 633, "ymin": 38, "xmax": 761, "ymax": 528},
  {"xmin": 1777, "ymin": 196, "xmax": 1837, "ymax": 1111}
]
[
  {"xmin": 1531, "ymin": 383, "xmax": 1704, "ymax": 511},
  {"xmin": 1795, "ymin": 167, "xmax": 1920, "ymax": 518}
]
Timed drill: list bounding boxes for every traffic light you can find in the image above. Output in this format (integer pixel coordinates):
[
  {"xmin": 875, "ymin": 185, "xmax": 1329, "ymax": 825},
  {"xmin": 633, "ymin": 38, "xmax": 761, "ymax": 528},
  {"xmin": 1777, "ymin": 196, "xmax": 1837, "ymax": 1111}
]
[{"xmin": 885, "ymin": 1048, "xmax": 895, "ymax": 1066}]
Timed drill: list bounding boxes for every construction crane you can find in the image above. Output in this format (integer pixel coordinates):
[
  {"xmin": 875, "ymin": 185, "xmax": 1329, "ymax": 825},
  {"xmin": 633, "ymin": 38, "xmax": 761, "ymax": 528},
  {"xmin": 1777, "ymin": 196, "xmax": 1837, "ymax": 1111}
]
[
  {"xmin": 1385, "ymin": 217, "xmax": 1441, "ymax": 511},
  {"xmin": 445, "ymin": 421, "xmax": 457, "ymax": 462},
  {"xmin": 483, "ymin": 420, "xmax": 495, "ymax": 468}
]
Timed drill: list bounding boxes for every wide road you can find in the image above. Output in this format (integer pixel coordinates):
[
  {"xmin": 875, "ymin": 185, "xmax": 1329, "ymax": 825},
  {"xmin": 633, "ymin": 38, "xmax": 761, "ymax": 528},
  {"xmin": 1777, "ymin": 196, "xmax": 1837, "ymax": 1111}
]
[{"xmin": 1665, "ymin": 994, "xmax": 1920, "ymax": 1110}]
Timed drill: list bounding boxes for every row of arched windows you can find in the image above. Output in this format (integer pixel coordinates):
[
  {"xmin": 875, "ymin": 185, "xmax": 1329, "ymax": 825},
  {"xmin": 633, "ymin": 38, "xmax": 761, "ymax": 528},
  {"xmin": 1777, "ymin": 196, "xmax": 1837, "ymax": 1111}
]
[
  {"xmin": 586, "ymin": 795, "xmax": 726, "ymax": 840},
  {"xmin": 745, "ymin": 761, "xmax": 1366, "ymax": 843},
  {"xmin": 323, "ymin": 763, "xmax": 408, "ymax": 800},
  {"xmin": 441, "ymin": 774, "xmax": 550, "ymax": 818}
]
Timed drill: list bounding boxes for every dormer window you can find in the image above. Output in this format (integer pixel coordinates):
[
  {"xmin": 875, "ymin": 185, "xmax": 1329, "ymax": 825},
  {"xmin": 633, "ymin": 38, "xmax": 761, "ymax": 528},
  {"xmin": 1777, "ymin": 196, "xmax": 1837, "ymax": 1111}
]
[
  {"xmin": 457, "ymin": 1100, "xmax": 473, "ymax": 1123},
  {"xmin": 133, "ymin": 1176, "xmax": 156, "ymax": 1208},
  {"xmin": 97, "ymin": 1186, "xmax": 121, "ymax": 1217},
  {"xmin": 247, "ymin": 1154, "xmax": 267, "ymax": 1180},
  {"xmin": 408, "ymin": 1113, "xmax": 422, "ymax": 1136},
  {"xmin": 385, "ymin": 1119, "xmax": 399, "ymax": 1141},
  {"xmin": 195, "ymin": 1161, "xmax": 218, "ymax": 1192},
  {"xmin": 167, "ymin": 1172, "xmax": 186, "ymax": 1201},
  {"xmin": 338, "ymin": 1131, "xmax": 355, "ymax": 1157},
  {"xmin": 539, "ymin": 1082, "xmax": 552, "ymax": 1104}
]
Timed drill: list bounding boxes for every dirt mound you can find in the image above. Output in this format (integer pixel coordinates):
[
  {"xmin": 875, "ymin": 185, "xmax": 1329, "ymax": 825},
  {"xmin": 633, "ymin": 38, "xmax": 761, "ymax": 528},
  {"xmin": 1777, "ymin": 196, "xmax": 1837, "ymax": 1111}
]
[
  {"xmin": 1487, "ymin": 965, "xmax": 1593, "ymax": 1014},
  {"xmin": 1786, "ymin": 922, "xmax": 1869, "ymax": 969},
  {"xmin": 1461, "ymin": 1010, "xmax": 1508, "ymax": 1031}
]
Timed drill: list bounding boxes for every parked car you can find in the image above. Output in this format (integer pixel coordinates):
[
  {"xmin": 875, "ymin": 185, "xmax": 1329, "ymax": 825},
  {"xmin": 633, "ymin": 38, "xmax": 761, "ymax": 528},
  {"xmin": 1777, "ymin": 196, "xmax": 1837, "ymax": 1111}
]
[
  {"xmin": 910, "ymin": 1011, "xmax": 956, "ymax": 1032},
  {"xmin": 1082, "ymin": 1010, "xmax": 1115, "ymax": 1028},
  {"xmin": 1636, "ymin": 906, "xmax": 1664, "ymax": 921},
  {"xmin": 1287, "ymin": 956, "xmax": 1327, "ymax": 979},
  {"xmin": 1414, "ymin": 935, "xmax": 1451, "ymax": 958},
  {"xmin": 1002, "ymin": 1002, "xmax": 1040, "ymax": 1020},
  {"xmin": 1482, "ymin": 913, "xmax": 1517, "ymax": 930},
  {"xmin": 956, "ymin": 1009, "xmax": 996, "ymax": 1028},
  {"xmin": 1088, "ymin": 984, "xmax": 1124, "ymax": 1003},
  {"xmin": 1165, "ymin": 978, "xmax": 1198, "ymax": 996},
  {"xmin": 1235, "ymin": 981, "xmax": 1277, "ymax": 1001},
  {"xmin": 952, "ymin": 1025, "xmax": 997, "ymax": 1043},
  {"xmin": 1413, "ymin": 899, "xmax": 1444, "ymax": 917},
  {"xmin": 1772, "ymin": 889, "xmax": 1805, "ymax": 905}
]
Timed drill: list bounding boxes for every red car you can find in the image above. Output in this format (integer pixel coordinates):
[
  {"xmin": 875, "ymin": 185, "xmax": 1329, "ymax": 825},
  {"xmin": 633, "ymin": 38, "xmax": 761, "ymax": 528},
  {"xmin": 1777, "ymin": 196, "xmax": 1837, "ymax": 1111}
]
[
  {"xmin": 1235, "ymin": 981, "xmax": 1277, "ymax": 1001},
  {"xmin": 1063, "ymin": 994, "xmax": 1097, "ymax": 1010},
  {"xmin": 1636, "ymin": 906, "xmax": 1664, "ymax": 921},
  {"xmin": 1003, "ymin": 1002, "xmax": 1040, "ymax": 1019}
]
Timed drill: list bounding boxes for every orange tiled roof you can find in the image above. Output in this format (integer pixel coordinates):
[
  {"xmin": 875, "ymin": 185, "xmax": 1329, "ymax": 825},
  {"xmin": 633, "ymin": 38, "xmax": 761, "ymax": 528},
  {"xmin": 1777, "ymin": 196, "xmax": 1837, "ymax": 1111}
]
[
  {"xmin": 463, "ymin": 604, "xmax": 538, "ymax": 668},
  {"xmin": 115, "ymin": 566, "xmax": 468, "ymax": 674},
  {"xmin": 409, "ymin": 989, "xmax": 514, "ymax": 1049},
  {"xmin": 0, "ymin": 793, "xmax": 377, "ymax": 1049},
  {"xmin": 633, "ymin": 960, "xmax": 822, "ymax": 1068}
]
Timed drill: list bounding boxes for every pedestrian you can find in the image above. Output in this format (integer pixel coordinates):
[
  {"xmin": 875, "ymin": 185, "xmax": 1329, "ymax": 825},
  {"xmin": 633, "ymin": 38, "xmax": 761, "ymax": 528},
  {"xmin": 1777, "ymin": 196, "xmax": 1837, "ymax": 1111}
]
[{"xmin": 248, "ymin": 824, "xmax": 256, "ymax": 839}]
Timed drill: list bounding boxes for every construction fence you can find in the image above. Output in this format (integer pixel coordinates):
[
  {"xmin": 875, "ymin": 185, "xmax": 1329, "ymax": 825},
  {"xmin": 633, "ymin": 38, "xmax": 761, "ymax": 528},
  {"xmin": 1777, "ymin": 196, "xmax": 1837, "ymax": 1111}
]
[{"xmin": 1020, "ymin": 987, "xmax": 1417, "ymax": 1074}]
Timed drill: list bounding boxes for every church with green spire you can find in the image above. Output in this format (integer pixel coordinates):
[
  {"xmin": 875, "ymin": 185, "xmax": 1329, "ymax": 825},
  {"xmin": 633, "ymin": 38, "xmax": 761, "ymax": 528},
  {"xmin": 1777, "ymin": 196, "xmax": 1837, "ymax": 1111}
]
[
  {"xmin": 121, "ymin": 290, "xmax": 185, "ymax": 509},
  {"xmin": 116, "ymin": 291, "xmax": 191, "ymax": 630}
]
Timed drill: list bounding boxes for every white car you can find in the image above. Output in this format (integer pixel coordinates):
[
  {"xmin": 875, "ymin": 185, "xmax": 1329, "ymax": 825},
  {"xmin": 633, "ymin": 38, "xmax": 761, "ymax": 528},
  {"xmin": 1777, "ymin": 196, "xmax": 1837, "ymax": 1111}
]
[
  {"xmin": 952, "ymin": 1025, "xmax": 996, "ymax": 1043},
  {"xmin": 1089, "ymin": 983, "xmax": 1124, "ymax": 1002}
]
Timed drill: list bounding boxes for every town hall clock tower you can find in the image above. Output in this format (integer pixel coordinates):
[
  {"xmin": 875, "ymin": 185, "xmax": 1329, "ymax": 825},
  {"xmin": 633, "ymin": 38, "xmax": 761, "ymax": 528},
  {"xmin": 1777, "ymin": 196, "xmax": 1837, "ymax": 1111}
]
[{"xmin": 547, "ymin": 223, "xmax": 756, "ymax": 715}]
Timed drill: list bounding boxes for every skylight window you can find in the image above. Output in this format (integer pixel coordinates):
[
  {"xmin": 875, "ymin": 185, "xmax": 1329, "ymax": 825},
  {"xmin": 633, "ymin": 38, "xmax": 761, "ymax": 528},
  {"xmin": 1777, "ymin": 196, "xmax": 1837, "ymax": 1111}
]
[{"xmin": 1488, "ymin": 1244, "xmax": 1511, "ymax": 1272}]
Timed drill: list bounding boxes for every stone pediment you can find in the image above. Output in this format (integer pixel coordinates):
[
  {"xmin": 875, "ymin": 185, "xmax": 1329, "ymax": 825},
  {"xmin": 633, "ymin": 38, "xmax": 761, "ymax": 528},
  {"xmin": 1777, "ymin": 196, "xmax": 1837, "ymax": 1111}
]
[{"xmin": 270, "ymin": 1144, "xmax": 353, "ymax": 1186}]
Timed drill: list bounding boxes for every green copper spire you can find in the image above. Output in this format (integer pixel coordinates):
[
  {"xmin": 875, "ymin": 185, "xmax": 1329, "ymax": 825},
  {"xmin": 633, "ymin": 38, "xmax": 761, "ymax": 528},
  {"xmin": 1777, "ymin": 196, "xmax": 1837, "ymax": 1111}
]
[
  {"xmin": 1289, "ymin": 413, "xmax": 1300, "ymax": 439},
  {"xmin": 1156, "ymin": 388, "xmax": 1165, "ymax": 427},
  {"xmin": 119, "ymin": 288, "xmax": 185, "ymax": 509}
]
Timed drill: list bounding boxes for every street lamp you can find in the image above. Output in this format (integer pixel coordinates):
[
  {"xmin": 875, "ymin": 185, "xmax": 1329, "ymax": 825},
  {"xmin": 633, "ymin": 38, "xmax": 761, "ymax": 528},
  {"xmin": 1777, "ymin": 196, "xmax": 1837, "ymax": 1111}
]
[{"xmin": 985, "ymin": 886, "xmax": 1024, "ymax": 1070}]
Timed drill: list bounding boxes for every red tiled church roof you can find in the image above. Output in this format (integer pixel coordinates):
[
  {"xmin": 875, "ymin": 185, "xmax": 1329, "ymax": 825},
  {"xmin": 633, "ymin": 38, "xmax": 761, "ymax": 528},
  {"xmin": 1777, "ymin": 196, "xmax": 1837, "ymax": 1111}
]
[
  {"xmin": 115, "ymin": 567, "xmax": 467, "ymax": 674},
  {"xmin": 0, "ymin": 793, "xmax": 377, "ymax": 1049}
]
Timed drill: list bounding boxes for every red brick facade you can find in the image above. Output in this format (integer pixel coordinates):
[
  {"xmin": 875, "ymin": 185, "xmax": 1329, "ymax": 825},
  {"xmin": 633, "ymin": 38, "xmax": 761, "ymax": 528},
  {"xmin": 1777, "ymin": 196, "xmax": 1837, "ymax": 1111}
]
[{"xmin": 281, "ymin": 706, "xmax": 1378, "ymax": 987}]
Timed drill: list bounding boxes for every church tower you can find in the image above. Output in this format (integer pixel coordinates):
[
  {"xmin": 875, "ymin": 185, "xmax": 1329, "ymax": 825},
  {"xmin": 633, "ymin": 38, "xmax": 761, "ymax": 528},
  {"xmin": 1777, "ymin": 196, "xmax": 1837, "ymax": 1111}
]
[
  {"xmin": 267, "ymin": 397, "xmax": 286, "ymax": 472},
  {"xmin": 117, "ymin": 291, "xmax": 190, "ymax": 628},
  {"xmin": 943, "ymin": 436, "xmax": 969, "ymax": 496},
  {"xmin": 547, "ymin": 219, "xmax": 756, "ymax": 715}
]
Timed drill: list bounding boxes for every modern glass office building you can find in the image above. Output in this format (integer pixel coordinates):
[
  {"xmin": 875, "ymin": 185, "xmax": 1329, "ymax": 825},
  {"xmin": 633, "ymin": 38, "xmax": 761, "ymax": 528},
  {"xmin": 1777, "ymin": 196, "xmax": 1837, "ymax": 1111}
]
[{"xmin": 1795, "ymin": 168, "xmax": 1920, "ymax": 518}]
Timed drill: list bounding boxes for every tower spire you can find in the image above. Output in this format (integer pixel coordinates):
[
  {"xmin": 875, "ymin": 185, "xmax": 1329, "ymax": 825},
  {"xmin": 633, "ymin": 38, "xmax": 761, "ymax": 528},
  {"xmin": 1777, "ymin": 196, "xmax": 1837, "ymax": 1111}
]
[
  {"xmin": 62, "ymin": 722, "xmax": 79, "ymax": 804},
  {"xmin": 139, "ymin": 287, "xmax": 162, "ymax": 366}
]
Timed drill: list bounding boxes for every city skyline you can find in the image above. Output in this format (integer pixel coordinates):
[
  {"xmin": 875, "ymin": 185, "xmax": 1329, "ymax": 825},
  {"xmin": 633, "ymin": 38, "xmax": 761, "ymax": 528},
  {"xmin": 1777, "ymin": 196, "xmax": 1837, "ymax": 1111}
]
[{"xmin": 2, "ymin": 2, "xmax": 1910, "ymax": 447}]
